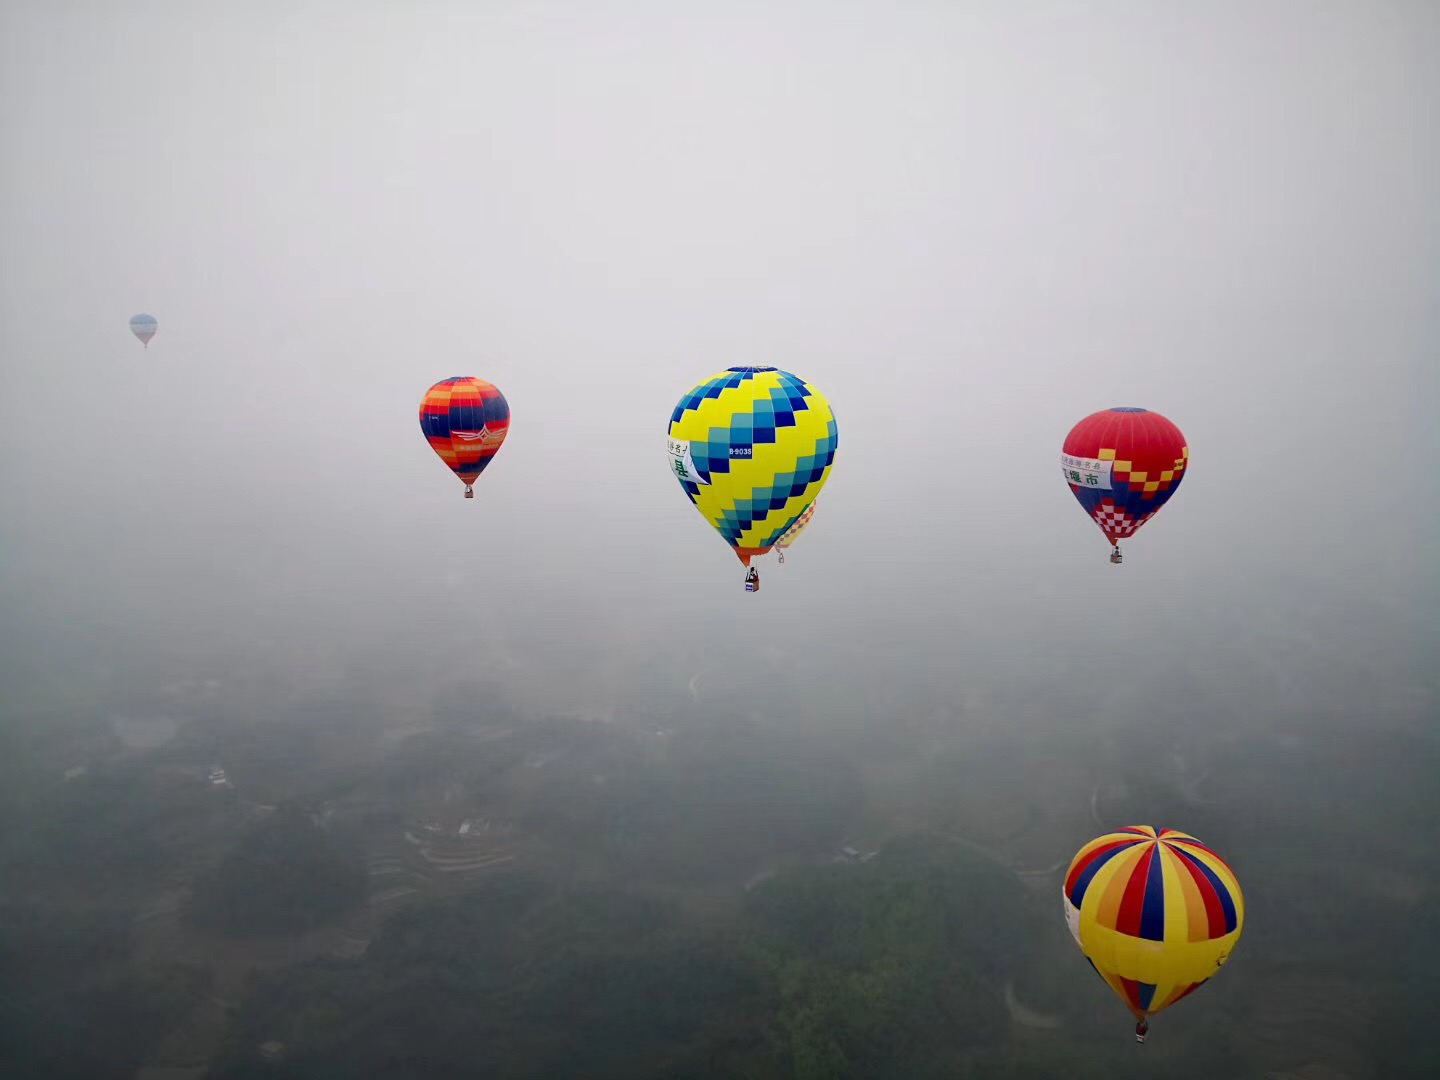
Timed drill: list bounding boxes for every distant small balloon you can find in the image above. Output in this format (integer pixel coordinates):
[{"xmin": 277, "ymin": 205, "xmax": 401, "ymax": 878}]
[
  {"xmin": 419, "ymin": 377, "xmax": 510, "ymax": 499},
  {"xmin": 1060, "ymin": 407, "xmax": 1188, "ymax": 560},
  {"xmin": 130, "ymin": 314, "xmax": 158, "ymax": 348}
]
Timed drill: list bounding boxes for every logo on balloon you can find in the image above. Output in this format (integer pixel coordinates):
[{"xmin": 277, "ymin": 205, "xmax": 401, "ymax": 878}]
[{"xmin": 453, "ymin": 428, "xmax": 505, "ymax": 444}]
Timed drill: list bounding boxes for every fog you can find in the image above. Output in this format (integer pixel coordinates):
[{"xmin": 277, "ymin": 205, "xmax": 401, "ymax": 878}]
[{"xmin": 2, "ymin": 2, "xmax": 1437, "ymax": 1077}]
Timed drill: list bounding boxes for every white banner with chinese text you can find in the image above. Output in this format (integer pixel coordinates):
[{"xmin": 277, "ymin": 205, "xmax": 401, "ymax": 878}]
[
  {"xmin": 668, "ymin": 438, "xmax": 711, "ymax": 485},
  {"xmin": 1059, "ymin": 453, "xmax": 1112, "ymax": 490}
]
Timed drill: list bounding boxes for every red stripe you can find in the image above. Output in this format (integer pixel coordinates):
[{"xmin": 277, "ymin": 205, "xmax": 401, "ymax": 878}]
[
  {"xmin": 1165, "ymin": 836, "xmax": 1223, "ymax": 862},
  {"xmin": 1118, "ymin": 976, "xmax": 1142, "ymax": 1011},
  {"xmin": 1113, "ymin": 843, "xmax": 1155, "ymax": 937},
  {"xmin": 1175, "ymin": 848, "xmax": 1228, "ymax": 938},
  {"xmin": 1064, "ymin": 838, "xmax": 1142, "ymax": 897}
]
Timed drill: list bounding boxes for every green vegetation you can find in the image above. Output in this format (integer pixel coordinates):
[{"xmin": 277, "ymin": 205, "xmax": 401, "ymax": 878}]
[
  {"xmin": 516, "ymin": 721, "xmax": 864, "ymax": 883},
  {"xmin": 0, "ymin": 905, "xmax": 210, "ymax": 1079},
  {"xmin": 606, "ymin": 725, "xmax": 862, "ymax": 881},
  {"xmin": 0, "ymin": 764, "xmax": 224, "ymax": 896},
  {"xmin": 5, "ymin": 675, "xmax": 1437, "ymax": 1077},
  {"xmin": 205, "ymin": 836, "xmax": 1038, "ymax": 1079},
  {"xmin": 744, "ymin": 836, "xmax": 1022, "ymax": 1077},
  {"xmin": 189, "ymin": 808, "xmax": 366, "ymax": 936}
]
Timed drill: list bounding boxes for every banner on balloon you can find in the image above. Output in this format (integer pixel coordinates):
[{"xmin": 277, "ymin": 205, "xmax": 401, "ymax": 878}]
[
  {"xmin": 1059, "ymin": 453, "xmax": 1112, "ymax": 490},
  {"xmin": 667, "ymin": 438, "xmax": 711, "ymax": 485}
]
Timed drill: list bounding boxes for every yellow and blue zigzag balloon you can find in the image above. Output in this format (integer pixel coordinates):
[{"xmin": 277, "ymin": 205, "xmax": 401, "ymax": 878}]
[{"xmin": 667, "ymin": 366, "xmax": 838, "ymax": 569}]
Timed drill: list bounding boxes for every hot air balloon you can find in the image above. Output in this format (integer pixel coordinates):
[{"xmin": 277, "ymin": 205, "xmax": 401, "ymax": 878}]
[
  {"xmin": 1061, "ymin": 407, "xmax": 1188, "ymax": 564},
  {"xmin": 774, "ymin": 499, "xmax": 817, "ymax": 564},
  {"xmin": 419, "ymin": 377, "xmax": 510, "ymax": 498},
  {"xmin": 130, "ymin": 314, "xmax": 158, "ymax": 348},
  {"xmin": 1063, "ymin": 826, "xmax": 1243, "ymax": 1042},
  {"xmin": 667, "ymin": 366, "xmax": 837, "ymax": 591}
]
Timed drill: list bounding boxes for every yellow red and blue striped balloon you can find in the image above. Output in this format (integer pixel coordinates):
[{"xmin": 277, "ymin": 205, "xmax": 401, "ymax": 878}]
[
  {"xmin": 1063, "ymin": 826, "xmax": 1243, "ymax": 1027},
  {"xmin": 666, "ymin": 366, "xmax": 838, "ymax": 572}
]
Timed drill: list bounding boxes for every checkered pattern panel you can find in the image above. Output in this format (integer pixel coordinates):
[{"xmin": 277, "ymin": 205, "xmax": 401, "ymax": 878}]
[
  {"xmin": 670, "ymin": 367, "xmax": 776, "ymax": 425},
  {"xmin": 775, "ymin": 500, "xmax": 818, "ymax": 550},
  {"xmin": 1091, "ymin": 501, "xmax": 1155, "ymax": 538}
]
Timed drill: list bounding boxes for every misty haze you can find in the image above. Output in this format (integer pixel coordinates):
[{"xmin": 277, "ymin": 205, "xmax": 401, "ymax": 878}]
[{"xmin": 2, "ymin": 2, "xmax": 1436, "ymax": 1078}]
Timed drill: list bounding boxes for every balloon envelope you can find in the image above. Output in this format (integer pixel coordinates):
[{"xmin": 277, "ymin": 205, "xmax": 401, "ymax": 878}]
[
  {"xmin": 1061, "ymin": 408, "xmax": 1187, "ymax": 547},
  {"xmin": 129, "ymin": 314, "xmax": 157, "ymax": 346},
  {"xmin": 419, "ymin": 377, "xmax": 510, "ymax": 491},
  {"xmin": 1063, "ymin": 826, "xmax": 1242, "ymax": 1023},
  {"xmin": 667, "ymin": 366, "xmax": 837, "ymax": 568}
]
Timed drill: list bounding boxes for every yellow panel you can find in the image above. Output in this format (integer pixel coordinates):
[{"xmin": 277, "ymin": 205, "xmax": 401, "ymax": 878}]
[
  {"xmin": 1098, "ymin": 448, "xmax": 1116, "ymax": 461},
  {"xmin": 1128, "ymin": 471, "xmax": 1148, "ymax": 482},
  {"xmin": 1094, "ymin": 845, "xmax": 1145, "ymax": 931},
  {"xmin": 1170, "ymin": 851, "xmax": 1209, "ymax": 943},
  {"xmin": 1144, "ymin": 481, "xmax": 1160, "ymax": 492}
]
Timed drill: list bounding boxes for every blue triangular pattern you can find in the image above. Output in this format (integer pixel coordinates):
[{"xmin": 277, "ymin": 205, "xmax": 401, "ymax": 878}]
[
  {"xmin": 1137, "ymin": 982, "xmax": 1157, "ymax": 1011},
  {"xmin": 671, "ymin": 370, "xmax": 753, "ymax": 423}
]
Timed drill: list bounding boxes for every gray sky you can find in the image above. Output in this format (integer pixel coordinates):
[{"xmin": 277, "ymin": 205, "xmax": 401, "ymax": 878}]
[{"xmin": 2, "ymin": 0, "xmax": 1436, "ymax": 718}]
